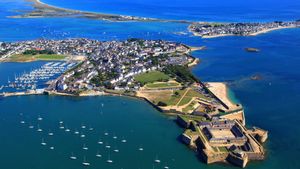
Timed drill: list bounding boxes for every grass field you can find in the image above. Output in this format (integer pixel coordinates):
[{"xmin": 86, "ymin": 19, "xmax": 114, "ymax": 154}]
[
  {"xmin": 178, "ymin": 89, "xmax": 211, "ymax": 106},
  {"xmin": 134, "ymin": 71, "xmax": 170, "ymax": 84},
  {"xmin": 145, "ymin": 82, "xmax": 180, "ymax": 89},
  {"xmin": 8, "ymin": 54, "xmax": 65, "ymax": 62},
  {"xmin": 35, "ymin": 54, "xmax": 65, "ymax": 60},
  {"xmin": 140, "ymin": 89, "xmax": 187, "ymax": 106}
]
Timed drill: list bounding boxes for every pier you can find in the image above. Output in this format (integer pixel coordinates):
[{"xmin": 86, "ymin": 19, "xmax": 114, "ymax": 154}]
[{"xmin": 0, "ymin": 89, "xmax": 45, "ymax": 97}]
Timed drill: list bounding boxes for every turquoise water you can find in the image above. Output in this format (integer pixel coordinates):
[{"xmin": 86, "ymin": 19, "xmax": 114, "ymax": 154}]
[{"xmin": 1, "ymin": 0, "xmax": 300, "ymax": 169}]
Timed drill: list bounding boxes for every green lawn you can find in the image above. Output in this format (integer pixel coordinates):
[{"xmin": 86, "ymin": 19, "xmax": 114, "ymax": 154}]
[
  {"xmin": 150, "ymin": 89, "xmax": 187, "ymax": 106},
  {"xmin": 178, "ymin": 97, "xmax": 193, "ymax": 106},
  {"xmin": 35, "ymin": 54, "xmax": 66, "ymax": 60},
  {"xmin": 145, "ymin": 82, "xmax": 179, "ymax": 89},
  {"xmin": 182, "ymin": 101, "xmax": 197, "ymax": 113},
  {"xmin": 9, "ymin": 54, "xmax": 65, "ymax": 62},
  {"xmin": 135, "ymin": 71, "xmax": 170, "ymax": 84}
]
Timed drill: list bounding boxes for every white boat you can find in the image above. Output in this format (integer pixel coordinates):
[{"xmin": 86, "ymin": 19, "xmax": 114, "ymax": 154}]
[
  {"xmin": 74, "ymin": 130, "xmax": 79, "ymax": 135},
  {"xmin": 139, "ymin": 147, "xmax": 144, "ymax": 151},
  {"xmin": 164, "ymin": 166, "xmax": 169, "ymax": 169},
  {"xmin": 154, "ymin": 156, "xmax": 161, "ymax": 163},
  {"xmin": 28, "ymin": 125, "xmax": 34, "ymax": 129},
  {"xmin": 70, "ymin": 152, "xmax": 77, "ymax": 160},
  {"xmin": 104, "ymin": 132, "xmax": 109, "ymax": 136},
  {"xmin": 97, "ymin": 138, "xmax": 103, "ymax": 144},
  {"xmin": 89, "ymin": 127, "xmax": 93, "ymax": 131},
  {"xmin": 37, "ymin": 115, "xmax": 43, "ymax": 121},
  {"xmin": 65, "ymin": 128, "xmax": 70, "ymax": 132},
  {"xmin": 41, "ymin": 138, "xmax": 47, "ymax": 146},
  {"xmin": 113, "ymin": 149, "xmax": 119, "ymax": 153},
  {"xmin": 113, "ymin": 136, "xmax": 117, "ymax": 139},
  {"xmin": 81, "ymin": 124, "xmax": 86, "ymax": 129},
  {"xmin": 80, "ymin": 134, "xmax": 85, "ymax": 138},
  {"xmin": 82, "ymin": 144, "xmax": 88, "ymax": 150},
  {"xmin": 20, "ymin": 120, "xmax": 25, "ymax": 124},
  {"xmin": 105, "ymin": 145, "xmax": 111, "ymax": 149},
  {"xmin": 50, "ymin": 146, "xmax": 55, "ymax": 150},
  {"xmin": 37, "ymin": 125, "xmax": 42, "ymax": 132},
  {"xmin": 59, "ymin": 124, "xmax": 64, "ymax": 129},
  {"xmin": 82, "ymin": 156, "xmax": 90, "ymax": 166},
  {"xmin": 48, "ymin": 130, "xmax": 54, "ymax": 136},
  {"xmin": 96, "ymin": 151, "xmax": 102, "ymax": 158},
  {"xmin": 106, "ymin": 153, "xmax": 113, "ymax": 163},
  {"xmin": 121, "ymin": 139, "xmax": 127, "ymax": 143}
]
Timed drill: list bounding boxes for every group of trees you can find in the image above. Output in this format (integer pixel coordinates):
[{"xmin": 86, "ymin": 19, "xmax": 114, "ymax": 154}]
[
  {"xmin": 23, "ymin": 49, "xmax": 55, "ymax": 55},
  {"xmin": 163, "ymin": 65, "xmax": 199, "ymax": 84}
]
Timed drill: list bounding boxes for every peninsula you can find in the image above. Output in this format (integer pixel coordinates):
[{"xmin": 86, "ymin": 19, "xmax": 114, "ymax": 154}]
[
  {"xmin": 189, "ymin": 20, "xmax": 300, "ymax": 38},
  {"xmin": 11, "ymin": 0, "xmax": 190, "ymax": 23},
  {"xmin": 0, "ymin": 38, "xmax": 267, "ymax": 168}
]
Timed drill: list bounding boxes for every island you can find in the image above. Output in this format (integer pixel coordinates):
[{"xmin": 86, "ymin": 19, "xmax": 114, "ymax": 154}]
[
  {"xmin": 189, "ymin": 20, "xmax": 300, "ymax": 38},
  {"xmin": 0, "ymin": 38, "xmax": 267, "ymax": 168}
]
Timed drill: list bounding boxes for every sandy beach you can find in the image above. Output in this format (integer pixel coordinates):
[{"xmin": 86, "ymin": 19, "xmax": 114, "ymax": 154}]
[
  {"xmin": 206, "ymin": 82, "xmax": 236, "ymax": 109},
  {"xmin": 249, "ymin": 26, "xmax": 297, "ymax": 36},
  {"xmin": 189, "ymin": 24, "xmax": 298, "ymax": 39}
]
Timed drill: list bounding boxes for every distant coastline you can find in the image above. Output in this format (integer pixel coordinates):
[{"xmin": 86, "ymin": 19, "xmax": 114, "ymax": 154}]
[
  {"xmin": 189, "ymin": 21, "xmax": 300, "ymax": 38},
  {"xmin": 10, "ymin": 0, "xmax": 191, "ymax": 23}
]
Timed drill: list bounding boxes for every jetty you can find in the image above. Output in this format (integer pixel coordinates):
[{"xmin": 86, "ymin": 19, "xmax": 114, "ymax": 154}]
[{"xmin": 0, "ymin": 89, "xmax": 45, "ymax": 97}]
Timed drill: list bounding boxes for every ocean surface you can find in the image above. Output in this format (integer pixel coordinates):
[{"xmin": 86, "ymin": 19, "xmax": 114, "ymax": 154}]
[{"xmin": 0, "ymin": 0, "xmax": 300, "ymax": 169}]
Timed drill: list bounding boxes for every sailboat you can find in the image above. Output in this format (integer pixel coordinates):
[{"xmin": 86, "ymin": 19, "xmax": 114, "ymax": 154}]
[
  {"xmin": 48, "ymin": 130, "xmax": 54, "ymax": 136},
  {"xmin": 82, "ymin": 156, "xmax": 90, "ymax": 166},
  {"xmin": 106, "ymin": 153, "xmax": 113, "ymax": 163},
  {"xmin": 59, "ymin": 124, "xmax": 64, "ymax": 129},
  {"xmin": 97, "ymin": 138, "xmax": 103, "ymax": 144},
  {"xmin": 37, "ymin": 115, "xmax": 43, "ymax": 121},
  {"xmin": 41, "ymin": 138, "xmax": 47, "ymax": 146},
  {"xmin": 82, "ymin": 144, "xmax": 88, "ymax": 150},
  {"xmin": 96, "ymin": 151, "xmax": 102, "ymax": 158},
  {"xmin": 154, "ymin": 156, "xmax": 161, "ymax": 163},
  {"xmin": 65, "ymin": 127, "xmax": 70, "ymax": 132},
  {"xmin": 37, "ymin": 124, "xmax": 43, "ymax": 132},
  {"xmin": 74, "ymin": 129, "xmax": 79, "ymax": 135},
  {"xmin": 28, "ymin": 124, "xmax": 34, "ymax": 129},
  {"xmin": 70, "ymin": 152, "xmax": 77, "ymax": 160}
]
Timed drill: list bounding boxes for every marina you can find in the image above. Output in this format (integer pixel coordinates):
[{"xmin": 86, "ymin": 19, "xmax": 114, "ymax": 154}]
[{"xmin": 0, "ymin": 61, "xmax": 76, "ymax": 93}]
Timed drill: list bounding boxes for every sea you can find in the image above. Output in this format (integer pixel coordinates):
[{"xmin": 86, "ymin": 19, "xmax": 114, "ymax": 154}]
[{"xmin": 0, "ymin": 0, "xmax": 300, "ymax": 169}]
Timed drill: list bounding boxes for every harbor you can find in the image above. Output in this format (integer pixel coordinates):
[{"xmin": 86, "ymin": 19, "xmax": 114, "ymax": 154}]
[{"xmin": 0, "ymin": 61, "xmax": 77, "ymax": 93}]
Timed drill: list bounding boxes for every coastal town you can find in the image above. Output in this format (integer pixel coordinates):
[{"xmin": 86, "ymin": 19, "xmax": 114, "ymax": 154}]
[
  {"xmin": 189, "ymin": 20, "xmax": 300, "ymax": 38},
  {"xmin": 0, "ymin": 38, "xmax": 268, "ymax": 168}
]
